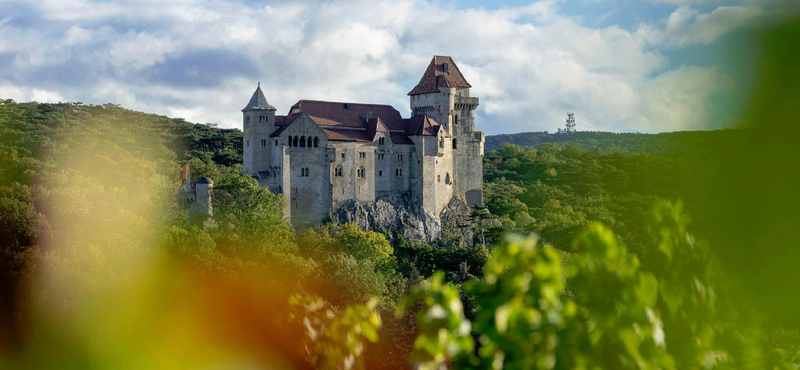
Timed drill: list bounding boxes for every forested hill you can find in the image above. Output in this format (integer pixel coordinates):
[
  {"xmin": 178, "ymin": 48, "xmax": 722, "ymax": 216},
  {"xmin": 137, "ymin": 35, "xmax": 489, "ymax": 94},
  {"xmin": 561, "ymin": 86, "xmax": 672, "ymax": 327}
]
[{"xmin": 485, "ymin": 129, "xmax": 744, "ymax": 155}]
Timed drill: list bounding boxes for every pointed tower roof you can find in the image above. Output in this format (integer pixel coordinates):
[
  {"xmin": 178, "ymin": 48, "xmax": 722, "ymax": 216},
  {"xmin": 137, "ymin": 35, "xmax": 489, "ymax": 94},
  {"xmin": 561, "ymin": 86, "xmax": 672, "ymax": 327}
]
[
  {"xmin": 405, "ymin": 114, "xmax": 450, "ymax": 137},
  {"xmin": 242, "ymin": 83, "xmax": 276, "ymax": 112},
  {"xmin": 408, "ymin": 56, "xmax": 472, "ymax": 96},
  {"xmin": 366, "ymin": 117, "xmax": 389, "ymax": 141}
]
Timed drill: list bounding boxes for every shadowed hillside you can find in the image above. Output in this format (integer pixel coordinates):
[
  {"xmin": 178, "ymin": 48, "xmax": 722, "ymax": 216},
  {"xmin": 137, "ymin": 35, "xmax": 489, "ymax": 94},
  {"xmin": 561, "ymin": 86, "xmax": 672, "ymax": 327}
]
[{"xmin": 485, "ymin": 129, "xmax": 746, "ymax": 155}]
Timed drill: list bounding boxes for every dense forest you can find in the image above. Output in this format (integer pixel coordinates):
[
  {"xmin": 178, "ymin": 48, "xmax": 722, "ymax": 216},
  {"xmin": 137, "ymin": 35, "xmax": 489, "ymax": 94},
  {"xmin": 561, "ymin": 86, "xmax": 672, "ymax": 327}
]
[
  {"xmin": 1, "ymin": 20, "xmax": 799, "ymax": 369},
  {"xmin": 484, "ymin": 129, "xmax": 747, "ymax": 155},
  {"xmin": 1, "ymin": 98, "xmax": 797, "ymax": 369}
]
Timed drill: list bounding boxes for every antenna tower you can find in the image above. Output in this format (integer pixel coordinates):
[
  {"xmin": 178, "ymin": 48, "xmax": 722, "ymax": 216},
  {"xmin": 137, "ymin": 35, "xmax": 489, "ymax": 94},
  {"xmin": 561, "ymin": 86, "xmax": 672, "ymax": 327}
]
[{"xmin": 565, "ymin": 112, "xmax": 576, "ymax": 133}]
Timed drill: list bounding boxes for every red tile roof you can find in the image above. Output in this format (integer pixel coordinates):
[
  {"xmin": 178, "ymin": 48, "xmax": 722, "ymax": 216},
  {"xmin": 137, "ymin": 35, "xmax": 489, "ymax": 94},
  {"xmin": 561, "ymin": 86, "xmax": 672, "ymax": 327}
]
[
  {"xmin": 323, "ymin": 128, "xmax": 371, "ymax": 142},
  {"xmin": 366, "ymin": 117, "xmax": 389, "ymax": 141},
  {"xmin": 288, "ymin": 100, "xmax": 406, "ymax": 130},
  {"xmin": 408, "ymin": 56, "xmax": 471, "ymax": 96},
  {"xmin": 269, "ymin": 100, "xmax": 449, "ymax": 143},
  {"xmin": 405, "ymin": 115, "xmax": 450, "ymax": 137}
]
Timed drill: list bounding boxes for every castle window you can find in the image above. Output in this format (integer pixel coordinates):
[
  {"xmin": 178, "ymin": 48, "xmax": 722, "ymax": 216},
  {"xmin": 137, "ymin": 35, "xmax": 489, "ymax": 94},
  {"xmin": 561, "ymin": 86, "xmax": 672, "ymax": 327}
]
[
  {"xmin": 300, "ymin": 167, "xmax": 309, "ymax": 177},
  {"xmin": 246, "ymin": 140, "xmax": 249, "ymax": 147},
  {"xmin": 300, "ymin": 136, "xmax": 306, "ymax": 147},
  {"xmin": 275, "ymin": 139, "xmax": 279, "ymax": 146},
  {"xmin": 445, "ymin": 173, "xmax": 451, "ymax": 184},
  {"xmin": 357, "ymin": 167, "xmax": 365, "ymax": 178},
  {"xmin": 397, "ymin": 154, "xmax": 403, "ymax": 161},
  {"xmin": 439, "ymin": 138, "xmax": 444, "ymax": 148},
  {"xmin": 377, "ymin": 154, "xmax": 384, "ymax": 160},
  {"xmin": 334, "ymin": 165, "xmax": 343, "ymax": 177},
  {"xmin": 454, "ymin": 115, "xmax": 459, "ymax": 126},
  {"xmin": 341, "ymin": 152, "xmax": 345, "ymax": 159},
  {"xmin": 359, "ymin": 152, "xmax": 366, "ymax": 159},
  {"xmin": 453, "ymin": 138, "xmax": 457, "ymax": 149},
  {"xmin": 379, "ymin": 171, "xmax": 382, "ymax": 177},
  {"xmin": 379, "ymin": 137, "xmax": 385, "ymax": 145},
  {"xmin": 437, "ymin": 175, "xmax": 441, "ymax": 182},
  {"xmin": 314, "ymin": 137, "xmax": 319, "ymax": 147},
  {"xmin": 307, "ymin": 137, "xmax": 312, "ymax": 147},
  {"xmin": 395, "ymin": 168, "xmax": 403, "ymax": 177},
  {"xmin": 293, "ymin": 136, "xmax": 299, "ymax": 147},
  {"xmin": 245, "ymin": 116, "xmax": 250, "ymax": 124},
  {"xmin": 261, "ymin": 139, "xmax": 266, "ymax": 147}
]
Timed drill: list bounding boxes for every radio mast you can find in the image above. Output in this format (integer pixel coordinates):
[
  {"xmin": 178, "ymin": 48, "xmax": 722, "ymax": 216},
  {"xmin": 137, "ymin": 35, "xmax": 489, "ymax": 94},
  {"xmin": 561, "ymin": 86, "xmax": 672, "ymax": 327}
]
[{"xmin": 565, "ymin": 112, "xmax": 576, "ymax": 133}]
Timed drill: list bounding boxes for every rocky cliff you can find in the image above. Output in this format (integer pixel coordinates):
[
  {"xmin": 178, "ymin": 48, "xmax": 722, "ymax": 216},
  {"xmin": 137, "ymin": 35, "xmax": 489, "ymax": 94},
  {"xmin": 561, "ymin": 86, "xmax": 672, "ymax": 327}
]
[{"xmin": 330, "ymin": 193, "xmax": 485, "ymax": 247}]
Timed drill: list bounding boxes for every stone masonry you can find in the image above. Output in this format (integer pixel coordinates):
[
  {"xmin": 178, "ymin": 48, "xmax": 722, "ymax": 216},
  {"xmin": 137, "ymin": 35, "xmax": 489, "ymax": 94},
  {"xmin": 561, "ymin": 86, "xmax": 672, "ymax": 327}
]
[{"xmin": 242, "ymin": 56, "xmax": 484, "ymax": 227}]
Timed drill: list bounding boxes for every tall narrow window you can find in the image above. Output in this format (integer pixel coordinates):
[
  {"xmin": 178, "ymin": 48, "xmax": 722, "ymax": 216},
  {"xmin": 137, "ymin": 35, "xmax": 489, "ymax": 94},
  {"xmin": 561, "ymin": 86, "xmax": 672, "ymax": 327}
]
[
  {"xmin": 245, "ymin": 116, "xmax": 250, "ymax": 124},
  {"xmin": 307, "ymin": 137, "xmax": 312, "ymax": 147},
  {"xmin": 246, "ymin": 140, "xmax": 249, "ymax": 147},
  {"xmin": 439, "ymin": 138, "xmax": 444, "ymax": 148},
  {"xmin": 453, "ymin": 139, "xmax": 457, "ymax": 149},
  {"xmin": 357, "ymin": 167, "xmax": 365, "ymax": 178},
  {"xmin": 300, "ymin": 136, "xmax": 306, "ymax": 147},
  {"xmin": 397, "ymin": 154, "xmax": 403, "ymax": 161},
  {"xmin": 293, "ymin": 136, "xmax": 299, "ymax": 147},
  {"xmin": 359, "ymin": 152, "xmax": 366, "ymax": 159},
  {"xmin": 334, "ymin": 165, "xmax": 343, "ymax": 177},
  {"xmin": 300, "ymin": 167, "xmax": 309, "ymax": 177},
  {"xmin": 314, "ymin": 137, "xmax": 319, "ymax": 147},
  {"xmin": 396, "ymin": 168, "xmax": 403, "ymax": 177}
]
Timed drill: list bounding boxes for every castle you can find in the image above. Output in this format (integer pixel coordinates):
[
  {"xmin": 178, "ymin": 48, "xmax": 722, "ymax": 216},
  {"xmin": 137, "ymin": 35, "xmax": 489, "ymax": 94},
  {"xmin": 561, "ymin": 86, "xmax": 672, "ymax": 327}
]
[{"xmin": 242, "ymin": 56, "xmax": 484, "ymax": 227}]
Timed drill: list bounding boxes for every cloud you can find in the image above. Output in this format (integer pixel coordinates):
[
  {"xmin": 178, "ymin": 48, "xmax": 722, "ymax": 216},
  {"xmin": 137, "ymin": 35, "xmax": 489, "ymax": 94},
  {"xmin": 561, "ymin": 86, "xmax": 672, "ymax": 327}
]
[
  {"xmin": 639, "ymin": 5, "xmax": 765, "ymax": 48},
  {"xmin": 0, "ymin": 82, "xmax": 65, "ymax": 103},
  {"xmin": 0, "ymin": 0, "xmax": 768, "ymax": 134}
]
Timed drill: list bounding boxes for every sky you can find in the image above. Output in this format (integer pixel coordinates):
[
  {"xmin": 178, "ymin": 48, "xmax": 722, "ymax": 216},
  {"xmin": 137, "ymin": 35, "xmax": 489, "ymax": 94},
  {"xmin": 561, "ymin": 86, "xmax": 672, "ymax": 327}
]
[{"xmin": 0, "ymin": 0, "xmax": 794, "ymax": 135}]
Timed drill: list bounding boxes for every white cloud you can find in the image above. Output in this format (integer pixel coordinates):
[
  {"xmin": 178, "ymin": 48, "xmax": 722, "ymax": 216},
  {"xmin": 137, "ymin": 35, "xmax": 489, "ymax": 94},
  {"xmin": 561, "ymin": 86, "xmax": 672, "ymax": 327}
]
[
  {"xmin": 0, "ymin": 0, "xmax": 767, "ymax": 134},
  {"xmin": 0, "ymin": 82, "xmax": 65, "ymax": 103},
  {"xmin": 639, "ymin": 5, "xmax": 764, "ymax": 47},
  {"xmin": 633, "ymin": 66, "xmax": 732, "ymax": 132}
]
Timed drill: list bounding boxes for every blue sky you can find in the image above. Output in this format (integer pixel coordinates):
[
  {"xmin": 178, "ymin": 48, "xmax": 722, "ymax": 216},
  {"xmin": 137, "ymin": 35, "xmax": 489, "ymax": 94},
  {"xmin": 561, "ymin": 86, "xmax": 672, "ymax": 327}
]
[{"xmin": 0, "ymin": 0, "xmax": 793, "ymax": 134}]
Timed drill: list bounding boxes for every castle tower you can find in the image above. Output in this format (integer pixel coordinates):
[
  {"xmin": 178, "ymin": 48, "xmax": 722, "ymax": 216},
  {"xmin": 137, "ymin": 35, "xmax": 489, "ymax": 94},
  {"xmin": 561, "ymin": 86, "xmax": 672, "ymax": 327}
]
[
  {"xmin": 193, "ymin": 176, "xmax": 213, "ymax": 217},
  {"xmin": 242, "ymin": 83, "xmax": 277, "ymax": 176},
  {"xmin": 408, "ymin": 56, "xmax": 484, "ymax": 206}
]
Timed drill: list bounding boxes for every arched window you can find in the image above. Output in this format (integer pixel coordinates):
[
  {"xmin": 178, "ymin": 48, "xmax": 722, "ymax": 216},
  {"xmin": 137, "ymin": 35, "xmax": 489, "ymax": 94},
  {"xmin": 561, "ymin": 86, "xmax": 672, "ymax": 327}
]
[
  {"xmin": 334, "ymin": 165, "xmax": 343, "ymax": 177},
  {"xmin": 314, "ymin": 137, "xmax": 319, "ymax": 147},
  {"xmin": 437, "ymin": 174, "xmax": 441, "ymax": 182},
  {"xmin": 307, "ymin": 136, "xmax": 312, "ymax": 147},
  {"xmin": 292, "ymin": 136, "xmax": 299, "ymax": 147},
  {"xmin": 300, "ymin": 136, "xmax": 306, "ymax": 147},
  {"xmin": 379, "ymin": 137, "xmax": 385, "ymax": 145},
  {"xmin": 357, "ymin": 166, "xmax": 365, "ymax": 178},
  {"xmin": 395, "ymin": 168, "xmax": 403, "ymax": 177},
  {"xmin": 439, "ymin": 138, "xmax": 444, "ymax": 148},
  {"xmin": 300, "ymin": 167, "xmax": 309, "ymax": 177},
  {"xmin": 452, "ymin": 139, "xmax": 457, "ymax": 149},
  {"xmin": 445, "ymin": 173, "xmax": 451, "ymax": 184}
]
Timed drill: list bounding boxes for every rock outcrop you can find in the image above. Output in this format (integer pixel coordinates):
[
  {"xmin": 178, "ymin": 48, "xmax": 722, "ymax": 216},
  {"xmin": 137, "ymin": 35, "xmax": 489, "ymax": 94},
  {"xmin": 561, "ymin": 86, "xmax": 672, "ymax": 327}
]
[{"xmin": 330, "ymin": 193, "xmax": 479, "ymax": 247}]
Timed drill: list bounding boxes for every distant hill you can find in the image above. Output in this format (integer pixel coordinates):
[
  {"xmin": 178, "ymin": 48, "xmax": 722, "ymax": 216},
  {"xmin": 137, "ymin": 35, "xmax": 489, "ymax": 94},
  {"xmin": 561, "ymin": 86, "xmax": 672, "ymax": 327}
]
[{"xmin": 485, "ymin": 130, "xmax": 744, "ymax": 156}]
